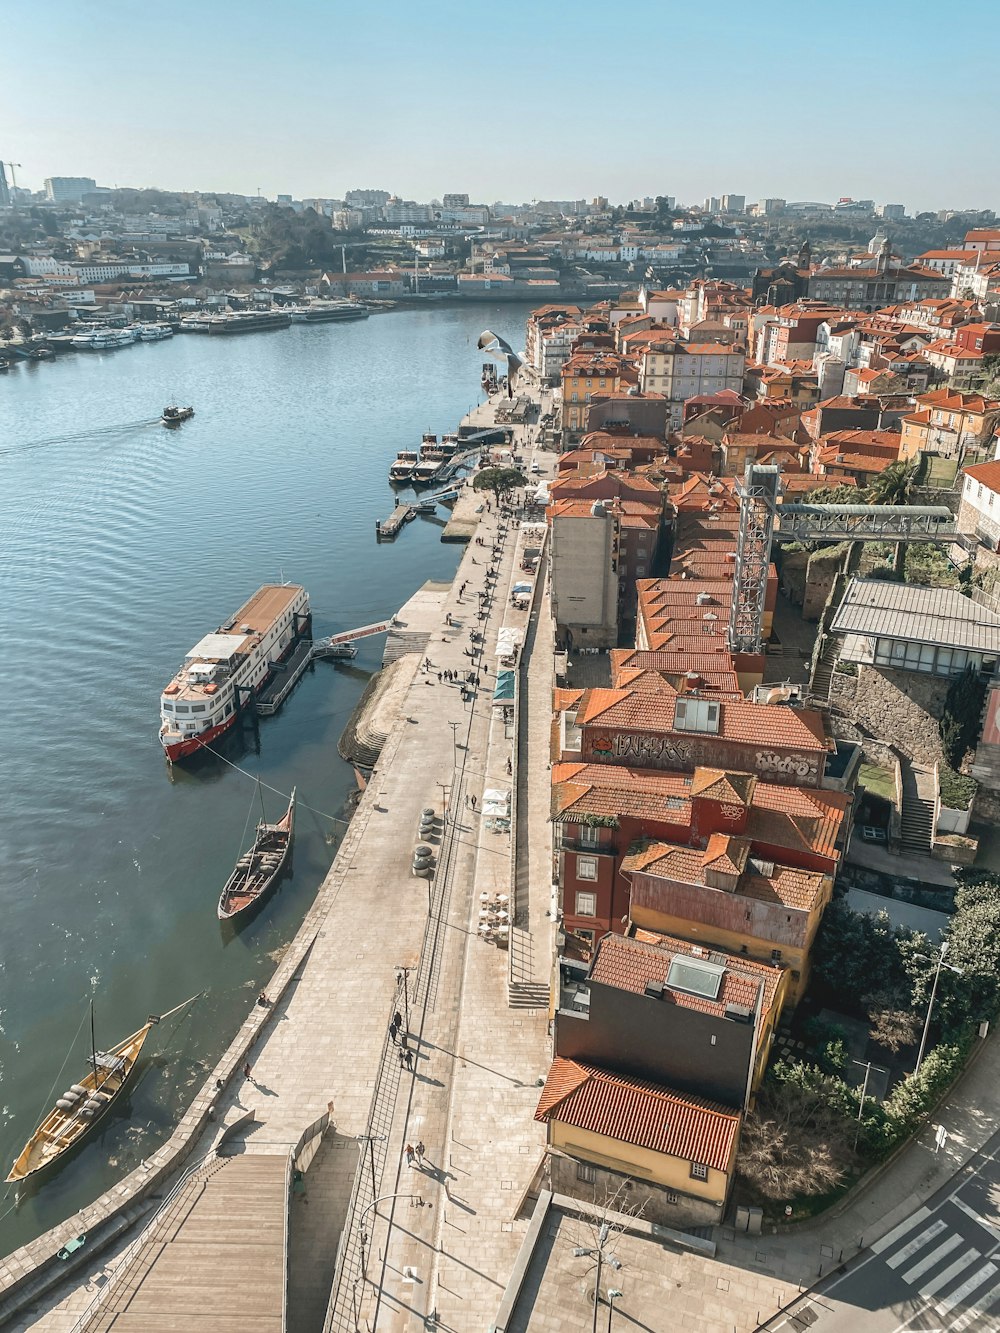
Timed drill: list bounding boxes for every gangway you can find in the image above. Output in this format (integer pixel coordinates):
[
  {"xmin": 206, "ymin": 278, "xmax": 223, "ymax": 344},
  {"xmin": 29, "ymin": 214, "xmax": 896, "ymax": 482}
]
[{"xmin": 311, "ymin": 618, "xmax": 399, "ymax": 659}]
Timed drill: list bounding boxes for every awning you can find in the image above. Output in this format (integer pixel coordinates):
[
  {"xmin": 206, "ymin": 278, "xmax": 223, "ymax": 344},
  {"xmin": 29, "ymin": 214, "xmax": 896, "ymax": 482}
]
[
  {"xmin": 493, "ymin": 670, "xmax": 516, "ymax": 701},
  {"xmin": 512, "ymin": 582, "xmax": 532, "ymax": 595},
  {"xmin": 483, "ymin": 787, "xmax": 511, "ymax": 816},
  {"xmin": 496, "ymin": 626, "xmax": 525, "ymax": 657}
]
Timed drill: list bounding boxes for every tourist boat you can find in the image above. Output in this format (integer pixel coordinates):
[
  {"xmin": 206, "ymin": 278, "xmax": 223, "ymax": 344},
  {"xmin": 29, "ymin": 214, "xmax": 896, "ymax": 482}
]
[
  {"xmin": 159, "ymin": 583, "xmax": 311, "ymax": 762},
  {"xmin": 162, "ymin": 405, "xmax": 194, "ymax": 425},
  {"xmin": 138, "ymin": 323, "xmax": 174, "ymax": 341},
  {"xmin": 288, "ymin": 301, "xmax": 369, "ymax": 323},
  {"xmin": 5, "ymin": 996, "xmax": 198, "ymax": 1188},
  {"xmin": 388, "ymin": 450, "xmax": 419, "ymax": 483},
  {"xmin": 217, "ymin": 788, "xmax": 295, "ymax": 922}
]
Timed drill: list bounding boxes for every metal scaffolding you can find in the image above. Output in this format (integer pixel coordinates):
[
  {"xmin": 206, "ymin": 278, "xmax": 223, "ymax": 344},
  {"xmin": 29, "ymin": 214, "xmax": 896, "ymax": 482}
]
[
  {"xmin": 729, "ymin": 464, "xmax": 780, "ymax": 654},
  {"xmin": 726, "ymin": 470, "xmax": 958, "ymax": 656}
]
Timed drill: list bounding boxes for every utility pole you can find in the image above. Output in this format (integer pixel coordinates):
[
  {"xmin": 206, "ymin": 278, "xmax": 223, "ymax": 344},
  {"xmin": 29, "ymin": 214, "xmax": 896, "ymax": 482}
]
[
  {"xmin": 395, "ymin": 965, "xmax": 412, "ymax": 1028},
  {"xmin": 916, "ymin": 942, "xmax": 963, "ymax": 1073}
]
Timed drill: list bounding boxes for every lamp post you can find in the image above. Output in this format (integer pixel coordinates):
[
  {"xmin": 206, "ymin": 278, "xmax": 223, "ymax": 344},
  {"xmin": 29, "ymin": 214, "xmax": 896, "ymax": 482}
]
[
  {"xmin": 915, "ymin": 942, "xmax": 964, "ymax": 1073},
  {"xmin": 850, "ymin": 1058, "xmax": 887, "ymax": 1150},
  {"xmin": 394, "ymin": 966, "xmax": 412, "ymax": 1029},
  {"xmin": 355, "ymin": 1132, "xmax": 386, "ymax": 1200},
  {"xmin": 357, "ymin": 1191, "xmax": 423, "ymax": 1289},
  {"xmin": 574, "ymin": 1222, "xmax": 622, "ymax": 1333},
  {"xmin": 448, "ymin": 720, "xmax": 459, "ymax": 768},
  {"xmin": 606, "ymin": 1288, "xmax": 624, "ymax": 1332}
]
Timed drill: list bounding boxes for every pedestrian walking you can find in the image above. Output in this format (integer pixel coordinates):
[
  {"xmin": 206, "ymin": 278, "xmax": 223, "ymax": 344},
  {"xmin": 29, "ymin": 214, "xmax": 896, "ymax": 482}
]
[
  {"xmin": 437, "ymin": 672, "xmax": 442, "ymax": 683},
  {"xmin": 389, "ymin": 1013, "xmax": 400, "ymax": 1044},
  {"xmin": 243, "ymin": 1061, "xmax": 253, "ymax": 1081},
  {"xmin": 399, "ymin": 1030, "xmax": 408, "ymax": 1051},
  {"xmin": 406, "ymin": 1144, "xmax": 415, "ymax": 1167},
  {"xmin": 398, "ymin": 1048, "xmax": 407, "ymax": 1069},
  {"xmin": 416, "ymin": 1140, "xmax": 426, "ymax": 1166},
  {"xmin": 393, "ymin": 1010, "xmax": 402, "ymax": 1032},
  {"xmin": 404, "ymin": 1049, "xmax": 414, "ymax": 1070},
  {"xmin": 471, "ymin": 795, "xmax": 477, "ymax": 811}
]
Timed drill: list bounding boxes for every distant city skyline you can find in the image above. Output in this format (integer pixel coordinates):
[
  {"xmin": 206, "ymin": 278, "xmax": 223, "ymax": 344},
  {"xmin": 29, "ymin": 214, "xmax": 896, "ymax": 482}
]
[{"xmin": 3, "ymin": 0, "xmax": 999, "ymax": 212}]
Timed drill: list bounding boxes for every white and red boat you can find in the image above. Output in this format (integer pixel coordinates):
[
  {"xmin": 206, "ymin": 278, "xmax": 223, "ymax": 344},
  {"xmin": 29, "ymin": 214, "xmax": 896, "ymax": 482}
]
[{"xmin": 159, "ymin": 584, "xmax": 311, "ymax": 761}]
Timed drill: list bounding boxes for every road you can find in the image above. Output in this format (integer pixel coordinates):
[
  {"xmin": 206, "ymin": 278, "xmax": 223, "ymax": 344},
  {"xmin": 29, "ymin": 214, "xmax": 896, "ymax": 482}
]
[{"xmin": 769, "ymin": 1127, "xmax": 1000, "ymax": 1333}]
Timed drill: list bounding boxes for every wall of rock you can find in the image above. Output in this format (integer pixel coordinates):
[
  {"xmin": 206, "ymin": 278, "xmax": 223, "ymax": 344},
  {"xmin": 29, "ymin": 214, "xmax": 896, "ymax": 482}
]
[{"xmin": 846, "ymin": 665, "xmax": 949, "ymax": 766}]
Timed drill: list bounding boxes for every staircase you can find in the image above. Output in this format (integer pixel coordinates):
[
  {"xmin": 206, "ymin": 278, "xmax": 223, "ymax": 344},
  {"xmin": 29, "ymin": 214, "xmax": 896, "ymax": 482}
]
[
  {"xmin": 900, "ymin": 761, "xmax": 936, "ymax": 856},
  {"xmin": 382, "ymin": 628, "xmax": 433, "ymax": 666},
  {"xmin": 811, "ymin": 633, "xmax": 845, "ymax": 702}
]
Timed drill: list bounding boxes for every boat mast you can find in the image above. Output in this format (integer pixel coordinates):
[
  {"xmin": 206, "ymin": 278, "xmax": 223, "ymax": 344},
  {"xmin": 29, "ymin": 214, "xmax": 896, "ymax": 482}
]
[
  {"xmin": 256, "ymin": 776, "xmax": 267, "ymax": 826},
  {"xmin": 90, "ymin": 1001, "xmax": 98, "ymax": 1082}
]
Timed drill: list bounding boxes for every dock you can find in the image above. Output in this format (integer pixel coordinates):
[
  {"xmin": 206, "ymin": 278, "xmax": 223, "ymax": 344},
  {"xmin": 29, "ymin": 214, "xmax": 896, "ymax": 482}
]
[
  {"xmin": 254, "ymin": 639, "xmax": 313, "ymax": 716},
  {"xmin": 375, "ymin": 504, "xmax": 414, "ymax": 540}
]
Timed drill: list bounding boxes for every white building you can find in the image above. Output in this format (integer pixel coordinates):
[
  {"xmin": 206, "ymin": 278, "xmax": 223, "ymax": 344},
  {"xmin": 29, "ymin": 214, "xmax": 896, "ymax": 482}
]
[{"xmin": 639, "ymin": 340, "xmax": 746, "ymax": 428}]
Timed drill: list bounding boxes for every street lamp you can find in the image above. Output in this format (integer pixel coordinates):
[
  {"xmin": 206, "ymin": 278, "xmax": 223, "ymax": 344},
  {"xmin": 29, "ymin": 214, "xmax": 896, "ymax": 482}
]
[
  {"xmin": 357, "ymin": 1191, "xmax": 423, "ymax": 1289},
  {"xmin": 448, "ymin": 720, "xmax": 459, "ymax": 768},
  {"xmin": 606, "ymin": 1288, "xmax": 624, "ymax": 1332},
  {"xmin": 574, "ymin": 1222, "xmax": 623, "ymax": 1333},
  {"xmin": 915, "ymin": 942, "xmax": 964, "ymax": 1073},
  {"xmin": 394, "ymin": 965, "xmax": 412, "ymax": 1029}
]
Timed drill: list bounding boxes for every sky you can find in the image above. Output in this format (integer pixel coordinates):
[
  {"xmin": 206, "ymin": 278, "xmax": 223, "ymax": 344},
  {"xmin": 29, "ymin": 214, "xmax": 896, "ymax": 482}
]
[{"xmin": 3, "ymin": 0, "xmax": 999, "ymax": 212}]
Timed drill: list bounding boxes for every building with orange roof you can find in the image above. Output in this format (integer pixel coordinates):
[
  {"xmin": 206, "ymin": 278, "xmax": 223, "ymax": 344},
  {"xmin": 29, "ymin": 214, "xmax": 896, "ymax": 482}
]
[
  {"xmin": 638, "ymin": 338, "xmax": 747, "ymax": 429},
  {"xmin": 584, "ymin": 389, "xmax": 671, "ymax": 441},
  {"xmin": 555, "ymin": 931, "xmax": 787, "ymax": 1113},
  {"xmin": 535, "ymin": 1056, "xmax": 741, "ymax": 1225},
  {"xmin": 813, "ymin": 429, "xmax": 902, "ymax": 485},
  {"xmin": 558, "ymin": 686, "xmax": 831, "ymax": 786},
  {"xmin": 899, "ymin": 388, "xmax": 1000, "ymax": 462},
  {"xmin": 560, "ymin": 350, "xmax": 639, "ymax": 439},
  {"xmin": 621, "ymin": 831, "xmax": 832, "ymax": 1001},
  {"xmin": 958, "ymin": 459, "xmax": 1000, "ymax": 556},
  {"xmin": 719, "ymin": 431, "xmax": 809, "ymax": 477}
]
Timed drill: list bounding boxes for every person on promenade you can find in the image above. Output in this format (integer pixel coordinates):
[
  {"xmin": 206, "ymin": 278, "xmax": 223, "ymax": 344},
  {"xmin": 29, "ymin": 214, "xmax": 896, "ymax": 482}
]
[
  {"xmin": 471, "ymin": 795, "xmax": 477, "ymax": 811},
  {"xmin": 243, "ymin": 1061, "xmax": 253, "ymax": 1081},
  {"xmin": 416, "ymin": 1140, "xmax": 426, "ymax": 1166},
  {"xmin": 404, "ymin": 1048, "xmax": 414, "ymax": 1070},
  {"xmin": 393, "ymin": 1009, "xmax": 403, "ymax": 1034},
  {"xmin": 406, "ymin": 1144, "xmax": 415, "ymax": 1167}
]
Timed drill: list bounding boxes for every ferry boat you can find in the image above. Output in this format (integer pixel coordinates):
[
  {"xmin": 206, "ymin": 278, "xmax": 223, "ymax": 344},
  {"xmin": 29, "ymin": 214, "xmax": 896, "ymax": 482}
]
[
  {"xmin": 159, "ymin": 583, "xmax": 311, "ymax": 762},
  {"xmin": 411, "ymin": 434, "xmax": 463, "ymax": 486},
  {"xmin": 137, "ymin": 323, "xmax": 174, "ymax": 341},
  {"xmin": 72, "ymin": 327, "xmax": 135, "ymax": 351},
  {"xmin": 388, "ymin": 450, "xmax": 419, "ymax": 483},
  {"xmin": 288, "ymin": 300, "xmax": 369, "ymax": 323}
]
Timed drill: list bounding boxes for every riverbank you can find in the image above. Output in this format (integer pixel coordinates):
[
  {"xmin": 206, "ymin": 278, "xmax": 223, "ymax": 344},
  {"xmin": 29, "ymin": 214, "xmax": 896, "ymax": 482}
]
[{"xmin": 0, "ymin": 369, "xmax": 550, "ymax": 1326}]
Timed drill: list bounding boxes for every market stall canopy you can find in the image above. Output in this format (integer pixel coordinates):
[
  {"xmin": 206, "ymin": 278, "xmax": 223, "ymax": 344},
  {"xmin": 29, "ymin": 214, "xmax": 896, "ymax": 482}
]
[
  {"xmin": 493, "ymin": 670, "xmax": 516, "ymax": 701},
  {"xmin": 482, "ymin": 787, "xmax": 511, "ymax": 817},
  {"xmin": 496, "ymin": 626, "xmax": 525, "ymax": 658}
]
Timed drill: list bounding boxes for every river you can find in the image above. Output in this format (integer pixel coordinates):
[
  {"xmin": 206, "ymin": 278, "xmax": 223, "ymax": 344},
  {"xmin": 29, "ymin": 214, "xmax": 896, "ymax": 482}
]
[{"xmin": 0, "ymin": 300, "xmax": 533, "ymax": 1254}]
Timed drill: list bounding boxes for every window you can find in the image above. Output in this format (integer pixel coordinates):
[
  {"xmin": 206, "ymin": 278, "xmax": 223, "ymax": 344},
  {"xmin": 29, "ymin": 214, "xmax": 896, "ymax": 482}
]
[
  {"xmin": 666, "ymin": 1190, "xmax": 679, "ymax": 1205},
  {"xmin": 771, "ymin": 948, "xmax": 782, "ymax": 962},
  {"xmin": 575, "ymin": 891, "xmax": 598, "ymax": 918},
  {"xmin": 578, "ymin": 824, "xmax": 601, "ymax": 848},
  {"xmin": 691, "ymin": 1162, "xmax": 708, "ymax": 1181},
  {"xmin": 175, "ymin": 704, "xmax": 190, "ymax": 714},
  {"xmin": 191, "ymin": 704, "xmax": 207, "ymax": 714},
  {"xmin": 576, "ymin": 856, "xmax": 598, "ymax": 882},
  {"xmin": 577, "ymin": 1162, "xmax": 597, "ymax": 1183}
]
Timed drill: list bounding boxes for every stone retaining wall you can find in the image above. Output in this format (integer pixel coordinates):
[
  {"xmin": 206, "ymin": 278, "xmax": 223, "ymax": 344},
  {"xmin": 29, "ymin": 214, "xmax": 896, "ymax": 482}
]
[{"xmin": 845, "ymin": 665, "xmax": 948, "ymax": 766}]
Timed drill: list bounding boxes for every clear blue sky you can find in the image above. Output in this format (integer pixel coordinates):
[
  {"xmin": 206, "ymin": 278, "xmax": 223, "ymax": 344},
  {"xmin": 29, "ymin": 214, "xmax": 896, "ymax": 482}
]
[{"xmin": 4, "ymin": 0, "xmax": 998, "ymax": 211}]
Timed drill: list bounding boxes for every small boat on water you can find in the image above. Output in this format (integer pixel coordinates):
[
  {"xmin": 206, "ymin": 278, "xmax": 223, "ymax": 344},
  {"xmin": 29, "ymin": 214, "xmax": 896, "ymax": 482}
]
[
  {"xmin": 389, "ymin": 450, "xmax": 419, "ymax": 484},
  {"xmin": 218, "ymin": 788, "xmax": 296, "ymax": 922},
  {"xmin": 162, "ymin": 405, "xmax": 194, "ymax": 425},
  {"xmin": 6, "ymin": 995, "xmax": 198, "ymax": 1188}
]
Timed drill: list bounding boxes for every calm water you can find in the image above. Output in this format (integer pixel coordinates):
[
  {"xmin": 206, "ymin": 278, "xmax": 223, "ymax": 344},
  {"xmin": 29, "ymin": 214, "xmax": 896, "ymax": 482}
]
[{"xmin": 0, "ymin": 301, "xmax": 532, "ymax": 1252}]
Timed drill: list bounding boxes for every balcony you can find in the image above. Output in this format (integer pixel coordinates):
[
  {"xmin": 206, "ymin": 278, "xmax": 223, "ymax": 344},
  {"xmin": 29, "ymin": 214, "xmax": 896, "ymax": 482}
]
[{"xmin": 560, "ymin": 834, "xmax": 618, "ymax": 855}]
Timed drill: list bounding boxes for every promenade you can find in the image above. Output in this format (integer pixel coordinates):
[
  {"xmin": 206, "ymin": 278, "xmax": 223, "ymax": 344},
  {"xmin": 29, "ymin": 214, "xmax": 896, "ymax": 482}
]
[{"xmin": 10, "ymin": 386, "xmax": 556, "ymax": 1332}]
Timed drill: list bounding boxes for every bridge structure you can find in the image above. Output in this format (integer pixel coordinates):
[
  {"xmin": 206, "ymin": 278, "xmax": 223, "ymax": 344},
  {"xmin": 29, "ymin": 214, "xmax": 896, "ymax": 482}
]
[
  {"xmin": 311, "ymin": 618, "xmax": 398, "ymax": 658},
  {"xmin": 728, "ymin": 463, "xmax": 958, "ymax": 655}
]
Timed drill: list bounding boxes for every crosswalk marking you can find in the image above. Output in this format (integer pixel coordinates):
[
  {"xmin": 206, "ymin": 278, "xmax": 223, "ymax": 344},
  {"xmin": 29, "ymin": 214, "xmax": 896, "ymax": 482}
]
[
  {"xmin": 934, "ymin": 1259, "xmax": 997, "ymax": 1315},
  {"xmin": 886, "ymin": 1219, "xmax": 950, "ymax": 1269},
  {"xmin": 952, "ymin": 1195, "xmax": 1000, "ymax": 1242},
  {"xmin": 898, "ymin": 1233, "xmax": 964, "ymax": 1284},
  {"xmin": 919, "ymin": 1247, "xmax": 980, "ymax": 1298},
  {"xmin": 949, "ymin": 1281, "xmax": 1000, "ymax": 1331},
  {"xmin": 874, "ymin": 1206, "xmax": 932, "ymax": 1255}
]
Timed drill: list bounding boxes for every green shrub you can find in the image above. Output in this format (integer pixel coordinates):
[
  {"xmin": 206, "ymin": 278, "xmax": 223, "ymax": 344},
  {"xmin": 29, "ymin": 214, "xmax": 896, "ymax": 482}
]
[{"xmin": 938, "ymin": 766, "xmax": 976, "ymax": 811}]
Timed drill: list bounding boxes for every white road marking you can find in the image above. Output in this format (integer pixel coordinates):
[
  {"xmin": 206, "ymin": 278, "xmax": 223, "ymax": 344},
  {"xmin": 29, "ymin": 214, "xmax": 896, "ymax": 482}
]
[
  {"xmin": 886, "ymin": 1219, "xmax": 950, "ymax": 1268},
  {"xmin": 898, "ymin": 1233, "xmax": 963, "ymax": 1284},
  {"xmin": 949, "ymin": 1280, "xmax": 1000, "ymax": 1331},
  {"xmin": 874, "ymin": 1206, "xmax": 933, "ymax": 1255},
  {"xmin": 919, "ymin": 1247, "xmax": 981, "ymax": 1298},
  {"xmin": 952, "ymin": 1195, "xmax": 1000, "ymax": 1242},
  {"xmin": 934, "ymin": 1259, "xmax": 997, "ymax": 1314}
]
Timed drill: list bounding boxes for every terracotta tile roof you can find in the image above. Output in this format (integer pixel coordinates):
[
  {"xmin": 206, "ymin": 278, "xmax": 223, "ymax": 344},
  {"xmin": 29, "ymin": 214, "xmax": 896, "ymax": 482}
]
[
  {"xmin": 690, "ymin": 768, "xmax": 756, "ymax": 804},
  {"xmin": 964, "ymin": 461, "xmax": 1000, "ymax": 492},
  {"xmin": 592, "ymin": 929, "xmax": 782, "ymax": 1021},
  {"xmin": 747, "ymin": 782, "xmax": 848, "ymax": 863},
  {"xmin": 552, "ymin": 761, "xmax": 693, "ymax": 823},
  {"xmin": 575, "ymin": 687, "xmax": 830, "ymax": 752},
  {"xmin": 534, "ymin": 1057, "xmax": 740, "ymax": 1171},
  {"xmin": 917, "ymin": 388, "xmax": 999, "ymax": 413},
  {"xmin": 703, "ymin": 833, "xmax": 750, "ymax": 875},
  {"xmin": 622, "ymin": 839, "xmax": 827, "ymax": 911}
]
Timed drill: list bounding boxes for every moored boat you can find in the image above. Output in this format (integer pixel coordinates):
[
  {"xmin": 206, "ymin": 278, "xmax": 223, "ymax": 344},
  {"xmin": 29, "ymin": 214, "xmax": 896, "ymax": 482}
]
[
  {"xmin": 159, "ymin": 583, "xmax": 311, "ymax": 762},
  {"xmin": 388, "ymin": 450, "xmax": 419, "ymax": 484},
  {"xmin": 5, "ymin": 995, "xmax": 198, "ymax": 1188},
  {"xmin": 218, "ymin": 789, "xmax": 296, "ymax": 922},
  {"xmin": 162, "ymin": 405, "xmax": 194, "ymax": 425}
]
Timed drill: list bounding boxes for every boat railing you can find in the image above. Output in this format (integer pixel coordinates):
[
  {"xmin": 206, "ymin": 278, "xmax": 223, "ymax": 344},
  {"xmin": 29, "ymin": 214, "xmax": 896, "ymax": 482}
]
[{"xmin": 66, "ymin": 1144, "xmax": 223, "ymax": 1333}]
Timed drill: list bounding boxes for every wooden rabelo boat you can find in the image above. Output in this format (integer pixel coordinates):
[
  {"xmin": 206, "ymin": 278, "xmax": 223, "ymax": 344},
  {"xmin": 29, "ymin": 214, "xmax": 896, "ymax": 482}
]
[
  {"xmin": 217, "ymin": 788, "xmax": 295, "ymax": 922},
  {"xmin": 6, "ymin": 996, "xmax": 197, "ymax": 1187}
]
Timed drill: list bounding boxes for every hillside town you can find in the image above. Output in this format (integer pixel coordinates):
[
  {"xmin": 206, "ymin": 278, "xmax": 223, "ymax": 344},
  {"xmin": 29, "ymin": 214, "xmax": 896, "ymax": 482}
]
[{"xmin": 8, "ymin": 166, "xmax": 1000, "ymax": 1333}]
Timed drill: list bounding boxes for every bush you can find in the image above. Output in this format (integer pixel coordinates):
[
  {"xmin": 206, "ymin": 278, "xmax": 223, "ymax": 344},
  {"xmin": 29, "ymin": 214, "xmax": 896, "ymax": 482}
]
[
  {"xmin": 938, "ymin": 766, "xmax": 976, "ymax": 811},
  {"xmin": 939, "ymin": 667, "xmax": 986, "ymax": 769}
]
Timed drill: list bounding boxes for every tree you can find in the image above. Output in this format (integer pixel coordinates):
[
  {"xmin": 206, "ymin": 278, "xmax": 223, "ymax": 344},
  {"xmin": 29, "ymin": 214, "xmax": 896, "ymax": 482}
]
[
  {"xmin": 939, "ymin": 666, "xmax": 986, "ymax": 769},
  {"xmin": 473, "ymin": 467, "xmax": 525, "ymax": 503},
  {"xmin": 738, "ymin": 1062, "xmax": 855, "ymax": 1199},
  {"xmin": 864, "ymin": 987, "xmax": 921, "ymax": 1053},
  {"xmin": 867, "ymin": 461, "xmax": 918, "ymax": 578}
]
